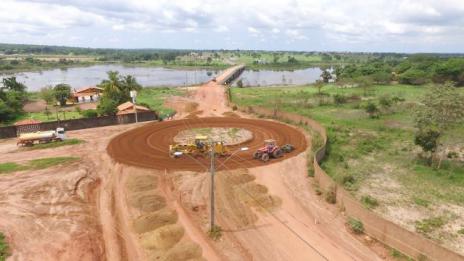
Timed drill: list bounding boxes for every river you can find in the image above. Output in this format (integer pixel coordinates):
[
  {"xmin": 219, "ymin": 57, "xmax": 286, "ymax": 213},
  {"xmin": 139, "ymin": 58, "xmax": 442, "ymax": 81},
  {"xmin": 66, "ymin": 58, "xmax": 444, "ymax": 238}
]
[{"xmin": 0, "ymin": 64, "xmax": 323, "ymax": 91}]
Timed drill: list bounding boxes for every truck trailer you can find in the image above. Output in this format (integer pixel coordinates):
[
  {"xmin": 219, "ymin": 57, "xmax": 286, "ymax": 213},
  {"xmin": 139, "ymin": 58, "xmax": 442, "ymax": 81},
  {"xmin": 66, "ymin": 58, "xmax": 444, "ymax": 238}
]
[{"xmin": 17, "ymin": 128, "xmax": 66, "ymax": 146}]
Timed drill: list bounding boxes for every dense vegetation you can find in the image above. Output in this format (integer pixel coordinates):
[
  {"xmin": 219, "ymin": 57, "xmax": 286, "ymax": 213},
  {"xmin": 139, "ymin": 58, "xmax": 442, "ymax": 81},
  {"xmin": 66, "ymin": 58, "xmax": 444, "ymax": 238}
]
[
  {"xmin": 335, "ymin": 55, "xmax": 464, "ymax": 86},
  {"xmin": 0, "ymin": 77, "xmax": 27, "ymax": 122}
]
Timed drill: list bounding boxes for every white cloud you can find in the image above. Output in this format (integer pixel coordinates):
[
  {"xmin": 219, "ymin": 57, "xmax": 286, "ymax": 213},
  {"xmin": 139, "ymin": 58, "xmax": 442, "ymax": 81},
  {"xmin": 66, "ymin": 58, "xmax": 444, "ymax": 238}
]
[{"xmin": 1, "ymin": 0, "xmax": 464, "ymax": 51}]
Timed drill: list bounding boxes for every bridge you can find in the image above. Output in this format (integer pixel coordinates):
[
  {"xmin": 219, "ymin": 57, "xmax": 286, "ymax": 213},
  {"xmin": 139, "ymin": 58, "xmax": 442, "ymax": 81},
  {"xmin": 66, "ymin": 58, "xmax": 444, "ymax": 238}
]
[{"xmin": 214, "ymin": 64, "xmax": 245, "ymax": 85}]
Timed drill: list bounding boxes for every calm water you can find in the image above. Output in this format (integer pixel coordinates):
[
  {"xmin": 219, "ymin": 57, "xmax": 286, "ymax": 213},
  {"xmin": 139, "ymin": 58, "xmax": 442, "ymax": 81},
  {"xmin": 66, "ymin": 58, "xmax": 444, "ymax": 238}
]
[{"xmin": 0, "ymin": 64, "xmax": 322, "ymax": 91}]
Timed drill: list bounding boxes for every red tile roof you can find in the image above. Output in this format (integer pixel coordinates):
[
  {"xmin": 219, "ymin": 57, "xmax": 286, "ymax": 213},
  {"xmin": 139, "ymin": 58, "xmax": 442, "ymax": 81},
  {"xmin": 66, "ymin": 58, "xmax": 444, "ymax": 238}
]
[{"xmin": 116, "ymin": 101, "xmax": 151, "ymax": 115}]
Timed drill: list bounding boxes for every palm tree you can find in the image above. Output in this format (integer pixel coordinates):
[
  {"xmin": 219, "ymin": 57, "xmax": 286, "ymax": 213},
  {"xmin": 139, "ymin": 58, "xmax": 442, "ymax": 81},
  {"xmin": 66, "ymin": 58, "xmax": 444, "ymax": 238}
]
[
  {"xmin": 99, "ymin": 71, "xmax": 122, "ymax": 94},
  {"xmin": 122, "ymin": 75, "xmax": 142, "ymax": 93}
]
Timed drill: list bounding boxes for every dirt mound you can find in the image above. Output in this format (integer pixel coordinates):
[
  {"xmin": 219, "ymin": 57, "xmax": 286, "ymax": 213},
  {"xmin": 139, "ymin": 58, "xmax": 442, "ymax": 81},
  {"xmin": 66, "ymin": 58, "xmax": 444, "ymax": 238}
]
[
  {"xmin": 128, "ymin": 192, "xmax": 166, "ymax": 212},
  {"xmin": 222, "ymin": 111, "xmax": 240, "ymax": 118},
  {"xmin": 241, "ymin": 182, "xmax": 268, "ymax": 194},
  {"xmin": 126, "ymin": 175, "xmax": 158, "ymax": 192},
  {"xmin": 133, "ymin": 208, "xmax": 178, "ymax": 234},
  {"xmin": 140, "ymin": 224, "xmax": 185, "ymax": 250},
  {"xmin": 185, "ymin": 102, "xmax": 199, "ymax": 113},
  {"xmin": 174, "ymin": 127, "xmax": 253, "ymax": 146},
  {"xmin": 107, "ymin": 117, "xmax": 307, "ymax": 171},
  {"xmin": 163, "ymin": 242, "xmax": 203, "ymax": 261},
  {"xmin": 227, "ymin": 171, "xmax": 256, "ymax": 185}
]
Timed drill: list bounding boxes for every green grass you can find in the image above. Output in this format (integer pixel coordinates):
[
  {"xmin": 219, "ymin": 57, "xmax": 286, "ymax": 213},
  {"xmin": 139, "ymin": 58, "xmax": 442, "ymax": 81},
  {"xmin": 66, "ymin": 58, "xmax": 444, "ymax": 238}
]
[
  {"xmin": 0, "ymin": 232, "xmax": 10, "ymax": 261},
  {"xmin": 0, "ymin": 162, "xmax": 26, "ymax": 173},
  {"xmin": 137, "ymin": 87, "xmax": 186, "ymax": 118},
  {"xmin": 361, "ymin": 195, "xmax": 379, "ymax": 209},
  {"xmin": 232, "ymin": 85, "xmax": 464, "ymax": 200},
  {"xmin": 415, "ymin": 217, "xmax": 446, "ymax": 235},
  {"xmin": 23, "ymin": 138, "xmax": 84, "ymax": 150},
  {"xmin": 0, "ymin": 156, "xmax": 79, "ymax": 174},
  {"xmin": 232, "ymin": 83, "xmax": 464, "ymax": 244},
  {"xmin": 9, "ymin": 111, "xmax": 83, "ymax": 125},
  {"xmin": 347, "ymin": 217, "xmax": 364, "ymax": 234}
]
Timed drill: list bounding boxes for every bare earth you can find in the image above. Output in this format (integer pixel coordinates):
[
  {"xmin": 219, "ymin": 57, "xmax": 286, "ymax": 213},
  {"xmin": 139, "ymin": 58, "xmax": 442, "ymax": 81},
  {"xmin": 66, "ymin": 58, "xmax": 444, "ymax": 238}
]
[{"xmin": 0, "ymin": 73, "xmax": 384, "ymax": 260}]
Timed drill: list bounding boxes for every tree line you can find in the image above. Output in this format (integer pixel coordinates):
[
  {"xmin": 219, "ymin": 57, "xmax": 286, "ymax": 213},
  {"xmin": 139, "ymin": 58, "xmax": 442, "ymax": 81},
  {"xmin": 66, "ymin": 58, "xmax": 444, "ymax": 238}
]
[{"xmin": 335, "ymin": 55, "xmax": 464, "ymax": 86}]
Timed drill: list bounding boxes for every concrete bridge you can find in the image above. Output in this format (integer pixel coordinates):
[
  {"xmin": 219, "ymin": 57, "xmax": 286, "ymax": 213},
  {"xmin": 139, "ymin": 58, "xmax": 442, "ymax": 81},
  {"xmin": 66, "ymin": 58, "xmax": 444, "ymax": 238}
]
[{"xmin": 214, "ymin": 64, "xmax": 245, "ymax": 85}]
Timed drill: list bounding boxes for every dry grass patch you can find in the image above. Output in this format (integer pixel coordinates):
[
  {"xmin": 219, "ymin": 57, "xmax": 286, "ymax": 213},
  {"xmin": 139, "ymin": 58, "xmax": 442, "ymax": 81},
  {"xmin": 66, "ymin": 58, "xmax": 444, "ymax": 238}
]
[
  {"xmin": 126, "ymin": 175, "xmax": 158, "ymax": 193},
  {"xmin": 128, "ymin": 192, "xmax": 166, "ymax": 212},
  {"xmin": 140, "ymin": 224, "xmax": 184, "ymax": 250},
  {"xmin": 133, "ymin": 209, "xmax": 178, "ymax": 234}
]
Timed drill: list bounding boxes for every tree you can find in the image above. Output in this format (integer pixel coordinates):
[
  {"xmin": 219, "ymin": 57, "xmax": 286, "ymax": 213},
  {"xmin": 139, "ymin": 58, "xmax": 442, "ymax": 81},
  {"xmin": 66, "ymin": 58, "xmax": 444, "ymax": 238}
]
[
  {"xmin": 236, "ymin": 79, "xmax": 244, "ymax": 88},
  {"xmin": 355, "ymin": 76, "xmax": 374, "ymax": 96},
  {"xmin": 320, "ymin": 69, "xmax": 332, "ymax": 83},
  {"xmin": 0, "ymin": 77, "xmax": 27, "ymax": 122},
  {"xmin": 97, "ymin": 71, "xmax": 142, "ymax": 115},
  {"xmin": 40, "ymin": 86, "xmax": 55, "ymax": 104},
  {"xmin": 399, "ymin": 69, "xmax": 428, "ymax": 85},
  {"xmin": 365, "ymin": 102, "xmax": 379, "ymax": 118},
  {"xmin": 1, "ymin": 76, "xmax": 26, "ymax": 93},
  {"xmin": 415, "ymin": 83, "xmax": 464, "ymax": 167},
  {"xmin": 314, "ymin": 80, "xmax": 324, "ymax": 95},
  {"xmin": 53, "ymin": 84, "xmax": 71, "ymax": 106},
  {"xmin": 414, "ymin": 128, "xmax": 441, "ymax": 164}
]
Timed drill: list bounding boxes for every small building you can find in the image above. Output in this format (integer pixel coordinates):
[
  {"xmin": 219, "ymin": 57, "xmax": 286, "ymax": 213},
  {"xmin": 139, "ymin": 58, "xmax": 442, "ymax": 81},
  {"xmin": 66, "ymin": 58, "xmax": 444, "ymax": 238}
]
[
  {"xmin": 116, "ymin": 101, "xmax": 153, "ymax": 124},
  {"xmin": 72, "ymin": 87, "xmax": 103, "ymax": 103},
  {"xmin": 116, "ymin": 101, "xmax": 151, "ymax": 115},
  {"xmin": 14, "ymin": 119, "xmax": 42, "ymax": 136}
]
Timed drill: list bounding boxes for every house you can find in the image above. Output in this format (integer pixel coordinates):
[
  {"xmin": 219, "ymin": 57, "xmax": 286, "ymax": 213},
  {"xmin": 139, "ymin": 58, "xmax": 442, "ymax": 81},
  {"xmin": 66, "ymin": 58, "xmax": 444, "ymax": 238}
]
[
  {"xmin": 14, "ymin": 119, "xmax": 42, "ymax": 136},
  {"xmin": 116, "ymin": 101, "xmax": 151, "ymax": 115},
  {"xmin": 72, "ymin": 87, "xmax": 103, "ymax": 103}
]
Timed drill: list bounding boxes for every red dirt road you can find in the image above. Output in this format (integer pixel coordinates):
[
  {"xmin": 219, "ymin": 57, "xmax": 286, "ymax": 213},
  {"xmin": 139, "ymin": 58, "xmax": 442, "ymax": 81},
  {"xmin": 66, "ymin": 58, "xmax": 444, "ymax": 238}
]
[{"xmin": 107, "ymin": 117, "xmax": 306, "ymax": 171}]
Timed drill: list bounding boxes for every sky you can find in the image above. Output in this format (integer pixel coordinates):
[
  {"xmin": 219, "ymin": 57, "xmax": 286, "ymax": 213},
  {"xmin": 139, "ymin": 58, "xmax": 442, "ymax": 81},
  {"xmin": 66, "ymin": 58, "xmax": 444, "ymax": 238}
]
[{"xmin": 1, "ymin": 0, "xmax": 464, "ymax": 53}]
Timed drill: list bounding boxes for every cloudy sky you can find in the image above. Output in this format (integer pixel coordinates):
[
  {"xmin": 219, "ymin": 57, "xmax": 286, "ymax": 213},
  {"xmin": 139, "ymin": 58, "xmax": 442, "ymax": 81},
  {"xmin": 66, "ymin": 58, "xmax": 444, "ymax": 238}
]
[{"xmin": 1, "ymin": 0, "xmax": 464, "ymax": 52}]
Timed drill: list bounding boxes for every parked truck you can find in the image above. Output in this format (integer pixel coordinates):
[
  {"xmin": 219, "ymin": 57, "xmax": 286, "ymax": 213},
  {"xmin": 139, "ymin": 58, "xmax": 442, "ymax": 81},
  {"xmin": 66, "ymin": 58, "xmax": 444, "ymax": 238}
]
[{"xmin": 17, "ymin": 128, "xmax": 66, "ymax": 146}]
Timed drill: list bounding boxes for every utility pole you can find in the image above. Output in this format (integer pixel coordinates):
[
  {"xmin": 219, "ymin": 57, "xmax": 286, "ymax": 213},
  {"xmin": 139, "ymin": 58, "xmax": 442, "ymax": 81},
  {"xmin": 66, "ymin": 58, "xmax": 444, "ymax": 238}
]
[
  {"xmin": 130, "ymin": 90, "xmax": 138, "ymax": 123},
  {"xmin": 209, "ymin": 140, "xmax": 216, "ymax": 230}
]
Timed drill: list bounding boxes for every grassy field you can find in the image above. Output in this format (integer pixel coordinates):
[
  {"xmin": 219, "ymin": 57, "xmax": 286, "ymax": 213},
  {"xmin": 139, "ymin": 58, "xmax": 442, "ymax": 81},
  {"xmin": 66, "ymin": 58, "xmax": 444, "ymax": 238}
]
[
  {"xmin": 0, "ymin": 232, "xmax": 9, "ymax": 261},
  {"xmin": 232, "ymin": 84, "xmax": 464, "ymax": 252},
  {"xmin": 0, "ymin": 156, "xmax": 79, "ymax": 174},
  {"xmin": 137, "ymin": 87, "xmax": 186, "ymax": 118}
]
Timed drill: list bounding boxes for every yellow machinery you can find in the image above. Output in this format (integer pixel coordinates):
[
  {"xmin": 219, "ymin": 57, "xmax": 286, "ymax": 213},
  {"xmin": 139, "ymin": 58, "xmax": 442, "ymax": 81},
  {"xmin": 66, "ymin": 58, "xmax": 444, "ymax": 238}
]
[{"xmin": 169, "ymin": 135, "xmax": 230, "ymax": 158}]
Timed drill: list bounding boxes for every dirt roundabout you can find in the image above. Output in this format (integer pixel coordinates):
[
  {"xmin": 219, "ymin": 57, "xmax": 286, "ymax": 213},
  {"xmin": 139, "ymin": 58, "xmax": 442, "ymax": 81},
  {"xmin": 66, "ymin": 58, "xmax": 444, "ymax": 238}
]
[{"xmin": 107, "ymin": 117, "xmax": 307, "ymax": 171}]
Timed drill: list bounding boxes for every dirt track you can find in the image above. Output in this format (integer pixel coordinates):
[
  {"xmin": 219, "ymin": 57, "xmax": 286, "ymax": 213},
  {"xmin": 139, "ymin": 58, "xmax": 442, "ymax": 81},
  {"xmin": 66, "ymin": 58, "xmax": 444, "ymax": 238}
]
[{"xmin": 107, "ymin": 117, "xmax": 307, "ymax": 171}]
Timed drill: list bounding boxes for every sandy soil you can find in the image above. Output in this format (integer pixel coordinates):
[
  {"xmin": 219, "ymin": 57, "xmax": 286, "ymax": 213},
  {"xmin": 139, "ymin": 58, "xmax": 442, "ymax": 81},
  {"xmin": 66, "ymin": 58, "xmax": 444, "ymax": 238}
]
[
  {"xmin": 0, "ymin": 66, "xmax": 383, "ymax": 261},
  {"xmin": 106, "ymin": 74, "xmax": 383, "ymax": 260}
]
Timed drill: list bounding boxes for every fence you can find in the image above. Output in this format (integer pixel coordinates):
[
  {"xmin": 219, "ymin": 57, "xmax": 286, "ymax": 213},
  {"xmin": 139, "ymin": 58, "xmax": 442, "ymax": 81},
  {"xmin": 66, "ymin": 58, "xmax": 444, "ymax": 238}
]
[
  {"xmin": 0, "ymin": 111, "xmax": 158, "ymax": 139},
  {"xmin": 237, "ymin": 104, "xmax": 464, "ymax": 261}
]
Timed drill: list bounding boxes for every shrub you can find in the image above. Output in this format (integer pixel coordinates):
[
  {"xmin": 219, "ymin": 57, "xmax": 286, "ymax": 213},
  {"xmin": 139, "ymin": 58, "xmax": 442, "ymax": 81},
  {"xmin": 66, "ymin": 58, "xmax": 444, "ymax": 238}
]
[
  {"xmin": 457, "ymin": 228, "xmax": 464, "ymax": 235},
  {"xmin": 333, "ymin": 94, "xmax": 347, "ymax": 105},
  {"xmin": 232, "ymin": 105, "xmax": 238, "ymax": 111},
  {"xmin": 0, "ymin": 232, "xmax": 10, "ymax": 260},
  {"xmin": 82, "ymin": 109, "xmax": 98, "ymax": 118},
  {"xmin": 208, "ymin": 225, "xmax": 222, "ymax": 240},
  {"xmin": 325, "ymin": 186, "xmax": 336, "ymax": 204},
  {"xmin": 447, "ymin": 151, "xmax": 458, "ymax": 159},
  {"xmin": 365, "ymin": 102, "xmax": 380, "ymax": 118},
  {"xmin": 347, "ymin": 217, "xmax": 364, "ymax": 234},
  {"xmin": 415, "ymin": 217, "xmax": 445, "ymax": 235},
  {"xmin": 361, "ymin": 195, "xmax": 379, "ymax": 209}
]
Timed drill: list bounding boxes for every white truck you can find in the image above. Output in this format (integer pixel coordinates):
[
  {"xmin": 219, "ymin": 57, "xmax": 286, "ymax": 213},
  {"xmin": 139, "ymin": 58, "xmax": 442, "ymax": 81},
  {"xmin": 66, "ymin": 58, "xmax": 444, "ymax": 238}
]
[{"xmin": 17, "ymin": 128, "xmax": 66, "ymax": 146}]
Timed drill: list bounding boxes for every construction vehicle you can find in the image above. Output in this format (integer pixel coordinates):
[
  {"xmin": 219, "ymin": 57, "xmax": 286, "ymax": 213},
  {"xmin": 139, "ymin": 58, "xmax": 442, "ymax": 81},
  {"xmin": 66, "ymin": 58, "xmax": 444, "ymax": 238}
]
[
  {"xmin": 169, "ymin": 135, "xmax": 230, "ymax": 158},
  {"xmin": 17, "ymin": 127, "xmax": 66, "ymax": 146},
  {"xmin": 253, "ymin": 139, "xmax": 294, "ymax": 162}
]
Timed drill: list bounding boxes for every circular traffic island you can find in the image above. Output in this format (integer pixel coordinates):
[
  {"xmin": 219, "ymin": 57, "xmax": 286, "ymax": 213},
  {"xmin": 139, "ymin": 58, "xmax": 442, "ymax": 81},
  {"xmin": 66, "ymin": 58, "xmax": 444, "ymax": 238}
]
[{"xmin": 107, "ymin": 117, "xmax": 307, "ymax": 171}]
